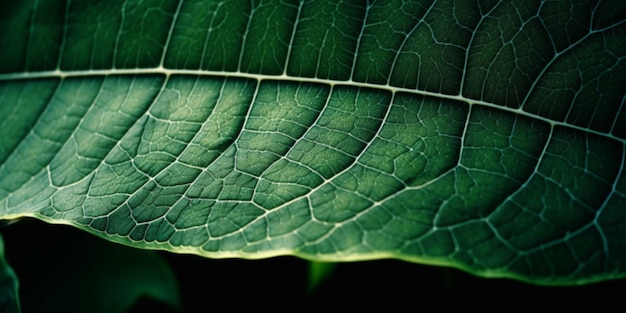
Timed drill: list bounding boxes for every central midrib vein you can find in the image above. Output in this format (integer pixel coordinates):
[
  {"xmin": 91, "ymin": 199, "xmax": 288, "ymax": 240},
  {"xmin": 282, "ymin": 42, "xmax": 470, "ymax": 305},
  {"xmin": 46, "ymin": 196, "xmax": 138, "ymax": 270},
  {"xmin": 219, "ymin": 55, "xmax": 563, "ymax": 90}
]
[{"xmin": 0, "ymin": 67, "xmax": 622, "ymax": 143}]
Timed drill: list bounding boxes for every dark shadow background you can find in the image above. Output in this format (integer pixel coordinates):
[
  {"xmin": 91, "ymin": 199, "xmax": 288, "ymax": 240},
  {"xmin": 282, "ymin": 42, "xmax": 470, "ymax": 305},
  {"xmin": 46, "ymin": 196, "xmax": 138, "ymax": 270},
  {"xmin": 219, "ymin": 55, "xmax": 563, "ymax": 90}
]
[{"xmin": 2, "ymin": 218, "xmax": 624, "ymax": 312}]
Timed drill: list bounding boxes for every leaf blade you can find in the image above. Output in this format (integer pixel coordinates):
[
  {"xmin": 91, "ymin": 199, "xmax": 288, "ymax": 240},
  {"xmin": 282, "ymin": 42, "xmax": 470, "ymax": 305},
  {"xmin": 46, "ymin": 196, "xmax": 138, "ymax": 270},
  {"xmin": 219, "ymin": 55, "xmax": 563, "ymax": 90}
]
[{"xmin": 0, "ymin": 0, "xmax": 625, "ymax": 285}]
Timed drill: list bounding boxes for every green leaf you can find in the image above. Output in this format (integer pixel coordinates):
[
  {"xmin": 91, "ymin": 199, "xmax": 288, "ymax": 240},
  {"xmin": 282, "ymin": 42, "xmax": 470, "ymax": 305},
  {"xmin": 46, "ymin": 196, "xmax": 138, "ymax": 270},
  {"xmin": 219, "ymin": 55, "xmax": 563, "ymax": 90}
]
[
  {"xmin": 0, "ymin": 0, "xmax": 625, "ymax": 285},
  {"xmin": 0, "ymin": 234, "xmax": 19, "ymax": 313},
  {"xmin": 307, "ymin": 261, "xmax": 337, "ymax": 294},
  {"xmin": 2, "ymin": 219, "xmax": 181, "ymax": 313}
]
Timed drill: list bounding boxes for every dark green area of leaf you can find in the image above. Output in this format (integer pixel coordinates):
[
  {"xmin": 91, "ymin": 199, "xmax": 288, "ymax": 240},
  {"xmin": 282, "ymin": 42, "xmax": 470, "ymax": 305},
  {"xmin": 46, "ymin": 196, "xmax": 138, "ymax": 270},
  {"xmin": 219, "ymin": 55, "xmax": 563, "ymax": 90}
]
[{"xmin": 0, "ymin": 0, "xmax": 625, "ymax": 286}]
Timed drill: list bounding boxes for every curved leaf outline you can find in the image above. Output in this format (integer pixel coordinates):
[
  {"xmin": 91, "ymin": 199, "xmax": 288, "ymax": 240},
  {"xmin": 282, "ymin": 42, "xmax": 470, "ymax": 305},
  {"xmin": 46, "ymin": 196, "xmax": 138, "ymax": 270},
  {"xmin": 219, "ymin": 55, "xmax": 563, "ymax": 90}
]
[{"xmin": 0, "ymin": 0, "xmax": 625, "ymax": 284}]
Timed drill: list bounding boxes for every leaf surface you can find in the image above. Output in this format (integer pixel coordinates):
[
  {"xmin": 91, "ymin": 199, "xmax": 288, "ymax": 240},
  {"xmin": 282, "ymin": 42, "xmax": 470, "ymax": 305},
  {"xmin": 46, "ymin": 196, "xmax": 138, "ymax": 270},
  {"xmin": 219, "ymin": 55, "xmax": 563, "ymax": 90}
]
[{"xmin": 0, "ymin": 0, "xmax": 625, "ymax": 284}]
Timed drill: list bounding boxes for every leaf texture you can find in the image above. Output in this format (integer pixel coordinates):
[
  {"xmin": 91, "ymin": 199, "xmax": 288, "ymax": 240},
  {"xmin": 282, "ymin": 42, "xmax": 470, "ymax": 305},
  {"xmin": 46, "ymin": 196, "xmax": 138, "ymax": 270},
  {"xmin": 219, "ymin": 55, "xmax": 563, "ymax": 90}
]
[{"xmin": 0, "ymin": 0, "xmax": 625, "ymax": 284}]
